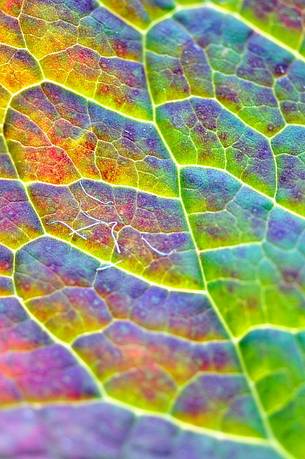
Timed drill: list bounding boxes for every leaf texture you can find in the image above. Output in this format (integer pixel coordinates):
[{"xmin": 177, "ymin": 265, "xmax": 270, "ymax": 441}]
[{"xmin": 0, "ymin": 0, "xmax": 305, "ymax": 458}]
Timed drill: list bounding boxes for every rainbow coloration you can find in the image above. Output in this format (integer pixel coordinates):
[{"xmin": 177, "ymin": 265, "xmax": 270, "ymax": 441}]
[{"xmin": 1, "ymin": 0, "xmax": 305, "ymax": 458}]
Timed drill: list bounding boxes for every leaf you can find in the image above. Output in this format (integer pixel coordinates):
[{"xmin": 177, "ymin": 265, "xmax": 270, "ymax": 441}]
[{"xmin": 0, "ymin": 0, "xmax": 304, "ymax": 457}]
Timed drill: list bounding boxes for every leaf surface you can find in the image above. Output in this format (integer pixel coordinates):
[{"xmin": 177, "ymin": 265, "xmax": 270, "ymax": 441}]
[{"xmin": 0, "ymin": 0, "xmax": 305, "ymax": 457}]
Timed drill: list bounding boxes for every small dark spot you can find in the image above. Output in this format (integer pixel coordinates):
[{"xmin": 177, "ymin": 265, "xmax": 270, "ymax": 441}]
[
  {"xmin": 274, "ymin": 63, "xmax": 287, "ymax": 77},
  {"xmin": 282, "ymin": 269, "xmax": 300, "ymax": 284}
]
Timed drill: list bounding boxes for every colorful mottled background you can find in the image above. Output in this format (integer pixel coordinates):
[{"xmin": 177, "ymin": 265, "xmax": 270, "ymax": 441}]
[{"xmin": 0, "ymin": 0, "xmax": 305, "ymax": 457}]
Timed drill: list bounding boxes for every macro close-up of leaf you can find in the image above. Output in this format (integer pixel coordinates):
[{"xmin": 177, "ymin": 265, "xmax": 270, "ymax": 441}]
[{"xmin": 0, "ymin": 0, "xmax": 305, "ymax": 458}]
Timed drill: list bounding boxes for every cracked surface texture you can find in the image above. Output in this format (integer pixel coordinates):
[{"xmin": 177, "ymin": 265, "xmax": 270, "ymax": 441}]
[{"xmin": 1, "ymin": 0, "xmax": 305, "ymax": 458}]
